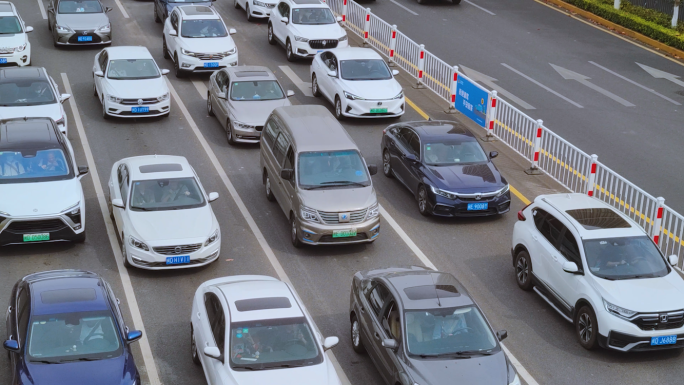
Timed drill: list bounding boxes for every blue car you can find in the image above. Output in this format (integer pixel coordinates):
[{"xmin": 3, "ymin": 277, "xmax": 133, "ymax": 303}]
[
  {"xmin": 3, "ymin": 270, "xmax": 142, "ymax": 385},
  {"xmin": 154, "ymin": 0, "xmax": 216, "ymax": 23}
]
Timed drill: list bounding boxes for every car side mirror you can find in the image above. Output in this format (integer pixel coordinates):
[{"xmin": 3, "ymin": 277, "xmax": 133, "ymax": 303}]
[
  {"xmin": 280, "ymin": 168, "xmax": 293, "ymax": 180},
  {"xmin": 229, "ymin": 28, "xmax": 237, "ymax": 35},
  {"xmin": 496, "ymin": 330, "xmax": 508, "ymax": 341},
  {"xmin": 78, "ymin": 166, "xmax": 89, "ymax": 178},
  {"xmin": 367, "ymin": 164, "xmax": 377, "ymax": 176},
  {"xmin": 169, "ymin": 29, "xmax": 178, "ymax": 37},
  {"xmin": 3, "ymin": 340, "xmax": 19, "ymax": 353},
  {"xmin": 327, "ymin": 70, "xmax": 337, "ymax": 78},
  {"xmin": 112, "ymin": 198, "xmax": 125, "ymax": 209},
  {"xmin": 286, "ymin": 90, "xmax": 295, "ymax": 97},
  {"xmin": 489, "ymin": 151, "xmax": 498, "ymax": 159},
  {"xmin": 280, "ymin": 17, "xmax": 288, "ymax": 24},
  {"xmin": 669, "ymin": 254, "xmax": 679, "ymax": 266},
  {"xmin": 204, "ymin": 346, "xmax": 222, "ymax": 361},
  {"xmin": 25, "ymin": 26, "xmax": 34, "ymax": 33},
  {"xmin": 217, "ymin": 92, "xmax": 227, "ymax": 100},
  {"xmin": 161, "ymin": 69, "xmax": 170, "ymax": 75},
  {"xmin": 392, "ymin": 70, "xmax": 399, "ymax": 76},
  {"xmin": 208, "ymin": 192, "xmax": 219, "ymax": 202},
  {"xmin": 126, "ymin": 330, "xmax": 143, "ymax": 343},
  {"xmin": 562, "ymin": 261, "xmax": 580, "ymax": 274},
  {"xmin": 323, "ymin": 336, "xmax": 339, "ymax": 351},
  {"xmin": 336, "ymin": 16, "xmax": 343, "ymax": 22},
  {"xmin": 60, "ymin": 93, "xmax": 71, "ymax": 103},
  {"xmin": 95, "ymin": 70, "xmax": 104, "ymax": 77},
  {"xmin": 105, "ymin": 6, "xmax": 113, "ymax": 12},
  {"xmin": 382, "ymin": 339, "xmax": 398, "ymax": 350}
]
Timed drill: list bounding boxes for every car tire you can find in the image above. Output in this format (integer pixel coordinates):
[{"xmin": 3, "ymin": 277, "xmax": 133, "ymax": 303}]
[
  {"xmin": 268, "ymin": 23, "xmax": 276, "ymax": 45},
  {"xmin": 102, "ymin": 98, "xmax": 110, "ymax": 120},
  {"xmin": 264, "ymin": 171, "xmax": 276, "ymax": 202},
  {"xmin": 154, "ymin": 6, "xmax": 161, "ymax": 23},
  {"xmin": 514, "ymin": 250, "xmax": 534, "ymax": 291},
  {"xmin": 191, "ymin": 326, "xmax": 201, "ymax": 365},
  {"xmin": 575, "ymin": 306, "xmax": 599, "ymax": 350},
  {"xmin": 93, "ymin": 82, "xmax": 98, "ymax": 97},
  {"xmin": 226, "ymin": 120, "xmax": 236, "ymax": 145},
  {"xmin": 312, "ymin": 74, "xmax": 321, "ymax": 97},
  {"xmin": 246, "ymin": 3, "xmax": 254, "ymax": 21},
  {"xmin": 72, "ymin": 230, "xmax": 86, "ymax": 243},
  {"xmin": 382, "ymin": 149, "xmax": 393, "ymax": 178},
  {"xmin": 121, "ymin": 242, "xmax": 132, "ymax": 268},
  {"xmin": 417, "ymin": 185, "xmax": 430, "ymax": 216},
  {"xmin": 350, "ymin": 314, "xmax": 366, "ymax": 354},
  {"xmin": 48, "ymin": 20, "xmax": 52, "ymax": 31},
  {"xmin": 286, "ymin": 39, "xmax": 296, "ymax": 62},
  {"xmin": 334, "ymin": 96, "xmax": 344, "ymax": 120},
  {"xmin": 291, "ymin": 213, "xmax": 303, "ymax": 248},
  {"xmin": 207, "ymin": 92, "xmax": 214, "ymax": 116},
  {"xmin": 163, "ymin": 37, "xmax": 170, "ymax": 59},
  {"xmin": 174, "ymin": 54, "xmax": 186, "ymax": 78}
]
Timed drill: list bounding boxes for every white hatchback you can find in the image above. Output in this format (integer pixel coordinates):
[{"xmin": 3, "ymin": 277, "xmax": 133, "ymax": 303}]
[
  {"xmin": 0, "ymin": 1, "xmax": 33, "ymax": 67},
  {"xmin": 512, "ymin": 193, "xmax": 684, "ymax": 352},
  {"xmin": 107, "ymin": 155, "xmax": 221, "ymax": 270},
  {"xmin": 311, "ymin": 47, "xmax": 404, "ymax": 120},
  {"xmin": 190, "ymin": 275, "xmax": 342, "ymax": 385}
]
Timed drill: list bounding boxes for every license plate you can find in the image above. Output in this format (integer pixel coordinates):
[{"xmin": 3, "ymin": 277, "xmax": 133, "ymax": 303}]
[
  {"xmin": 131, "ymin": 107, "xmax": 149, "ymax": 113},
  {"xmin": 370, "ymin": 108, "xmax": 388, "ymax": 114},
  {"xmin": 651, "ymin": 335, "xmax": 677, "ymax": 346},
  {"xmin": 332, "ymin": 228, "xmax": 357, "ymax": 238},
  {"xmin": 23, "ymin": 233, "xmax": 50, "ymax": 242},
  {"xmin": 0, "ymin": 58, "xmax": 6, "ymax": 64},
  {"xmin": 204, "ymin": 62, "xmax": 219, "ymax": 68},
  {"xmin": 78, "ymin": 36, "xmax": 93, "ymax": 42},
  {"xmin": 467, "ymin": 202, "xmax": 488, "ymax": 211},
  {"xmin": 166, "ymin": 255, "xmax": 190, "ymax": 265}
]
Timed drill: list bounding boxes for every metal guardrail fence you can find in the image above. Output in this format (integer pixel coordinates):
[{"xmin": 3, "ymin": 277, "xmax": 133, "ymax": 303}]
[{"xmin": 327, "ymin": 0, "xmax": 684, "ymax": 269}]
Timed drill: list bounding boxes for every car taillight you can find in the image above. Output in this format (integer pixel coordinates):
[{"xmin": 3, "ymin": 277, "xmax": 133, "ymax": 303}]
[{"xmin": 517, "ymin": 203, "xmax": 532, "ymax": 221}]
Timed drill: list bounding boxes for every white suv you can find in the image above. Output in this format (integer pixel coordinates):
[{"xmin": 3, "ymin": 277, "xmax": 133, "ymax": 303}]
[
  {"xmin": 268, "ymin": 0, "xmax": 347, "ymax": 62},
  {"xmin": 0, "ymin": 1, "xmax": 33, "ymax": 67},
  {"xmin": 163, "ymin": 5, "xmax": 237, "ymax": 78},
  {"xmin": 512, "ymin": 193, "xmax": 684, "ymax": 352}
]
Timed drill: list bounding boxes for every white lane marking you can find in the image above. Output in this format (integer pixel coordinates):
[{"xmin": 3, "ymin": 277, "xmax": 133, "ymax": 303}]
[
  {"xmin": 113, "ymin": 0, "xmax": 130, "ymax": 18},
  {"xmin": 464, "ymin": 0, "xmax": 496, "ymax": 15},
  {"xmin": 279, "ymin": 65, "xmax": 314, "ymax": 97},
  {"xmin": 164, "ymin": 77, "xmax": 351, "ymax": 385},
  {"xmin": 193, "ymin": 79, "xmax": 209, "ymax": 100},
  {"xmin": 378, "ymin": 205, "xmax": 539, "ymax": 385},
  {"xmin": 61, "ymin": 74, "xmax": 161, "ymax": 385},
  {"xmin": 550, "ymin": 63, "xmax": 635, "ymax": 107},
  {"xmin": 36, "ymin": 0, "xmax": 47, "ymax": 19},
  {"xmin": 460, "ymin": 65, "xmax": 536, "ymax": 110},
  {"xmin": 636, "ymin": 62, "xmax": 684, "ymax": 89},
  {"xmin": 389, "ymin": 0, "xmax": 419, "ymax": 16},
  {"xmin": 590, "ymin": 61, "xmax": 681, "ymax": 105},
  {"xmin": 501, "ymin": 63, "xmax": 584, "ymax": 108}
]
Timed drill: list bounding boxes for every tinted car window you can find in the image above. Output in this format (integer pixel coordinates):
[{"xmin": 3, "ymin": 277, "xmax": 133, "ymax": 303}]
[
  {"xmin": 181, "ymin": 19, "xmax": 227, "ymax": 38},
  {"xmin": 559, "ymin": 230, "xmax": 582, "ymax": 267},
  {"xmin": 58, "ymin": 0, "xmax": 103, "ymax": 13},
  {"xmin": 368, "ymin": 284, "xmax": 390, "ymax": 316},
  {"xmin": 584, "ymin": 236, "xmax": 670, "ymax": 280},
  {"xmin": 263, "ymin": 119, "xmax": 280, "ymax": 149},
  {"xmin": 0, "ymin": 149, "xmax": 72, "ymax": 184},
  {"xmin": 273, "ymin": 132, "xmax": 289, "ymax": 166},
  {"xmin": 409, "ymin": 135, "xmax": 420, "ymax": 157},
  {"xmin": 298, "ymin": 150, "xmax": 370, "ymax": 189},
  {"xmin": 17, "ymin": 288, "xmax": 30, "ymax": 343},
  {"xmin": 0, "ymin": 79, "xmax": 57, "ymax": 106},
  {"xmin": 0, "ymin": 16, "xmax": 22, "ymax": 34},
  {"xmin": 129, "ymin": 177, "xmax": 206, "ymax": 211}
]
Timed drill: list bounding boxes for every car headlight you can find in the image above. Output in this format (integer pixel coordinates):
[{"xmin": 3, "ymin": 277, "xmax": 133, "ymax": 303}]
[
  {"xmin": 509, "ymin": 373, "xmax": 521, "ymax": 385},
  {"xmin": 343, "ymin": 91, "xmax": 364, "ymax": 100},
  {"xmin": 180, "ymin": 47, "xmax": 197, "ymax": 57},
  {"xmin": 367, "ymin": 203, "xmax": 379, "ymax": 218},
  {"xmin": 393, "ymin": 90, "xmax": 403, "ymax": 99},
  {"xmin": 129, "ymin": 236, "xmax": 149, "ymax": 251},
  {"xmin": 15, "ymin": 43, "xmax": 27, "ymax": 52},
  {"xmin": 56, "ymin": 24, "xmax": 74, "ymax": 33},
  {"xmin": 339, "ymin": 34, "xmax": 348, "ymax": 42},
  {"xmin": 430, "ymin": 185, "xmax": 457, "ymax": 200},
  {"xmin": 300, "ymin": 206, "xmax": 319, "ymax": 223},
  {"xmin": 496, "ymin": 184, "xmax": 510, "ymax": 197},
  {"xmin": 224, "ymin": 47, "xmax": 237, "ymax": 55},
  {"xmin": 603, "ymin": 298, "xmax": 637, "ymax": 319},
  {"xmin": 157, "ymin": 92, "xmax": 170, "ymax": 102},
  {"xmin": 96, "ymin": 23, "xmax": 111, "ymax": 33},
  {"xmin": 294, "ymin": 35, "xmax": 309, "ymax": 42},
  {"xmin": 253, "ymin": 0, "xmax": 267, "ymax": 6},
  {"xmin": 107, "ymin": 94, "xmax": 122, "ymax": 104},
  {"xmin": 61, "ymin": 202, "xmax": 80, "ymax": 215},
  {"xmin": 232, "ymin": 120, "xmax": 256, "ymax": 130},
  {"xmin": 205, "ymin": 229, "xmax": 219, "ymax": 246}
]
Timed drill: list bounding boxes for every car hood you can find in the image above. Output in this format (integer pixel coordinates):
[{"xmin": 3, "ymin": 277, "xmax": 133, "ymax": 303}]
[
  {"xmin": 408, "ymin": 352, "xmax": 508, "ymax": 385},
  {"xmin": 105, "ymin": 78, "xmax": 168, "ymax": 99},
  {"xmin": 180, "ymin": 37, "xmax": 235, "ymax": 53},
  {"xmin": 425, "ymin": 163, "xmax": 505, "ymax": 193},
  {"xmin": 231, "ymin": 361, "xmax": 340, "ymax": 385},
  {"xmin": 25, "ymin": 355, "xmax": 133, "ymax": 385},
  {"xmin": 289, "ymin": 23, "xmax": 345, "ymax": 40},
  {"xmin": 0, "ymin": 179, "xmax": 81, "ymax": 217},
  {"xmin": 339, "ymin": 78, "xmax": 402, "ymax": 100},
  {"xmin": 129, "ymin": 205, "xmax": 214, "ymax": 243},
  {"xmin": 591, "ymin": 271, "xmax": 684, "ymax": 312},
  {"xmin": 298, "ymin": 186, "xmax": 376, "ymax": 212},
  {"xmin": 56, "ymin": 13, "xmax": 109, "ymax": 30},
  {"xmin": 0, "ymin": 33, "xmax": 26, "ymax": 48},
  {"xmin": 0, "ymin": 104, "xmax": 62, "ymax": 122},
  {"xmin": 230, "ymin": 98, "xmax": 291, "ymax": 125}
]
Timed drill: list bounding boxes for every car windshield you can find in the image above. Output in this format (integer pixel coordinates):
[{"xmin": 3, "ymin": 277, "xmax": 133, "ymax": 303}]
[
  {"xmin": 291, "ymin": 8, "xmax": 335, "ymax": 25},
  {"xmin": 0, "ymin": 16, "xmax": 21, "ymax": 34},
  {"xmin": 58, "ymin": 0, "xmax": 103, "ymax": 13},
  {"xmin": 0, "ymin": 149, "xmax": 72, "ymax": 184},
  {"xmin": 423, "ymin": 141, "xmax": 488, "ymax": 165},
  {"xmin": 583, "ymin": 236, "xmax": 670, "ymax": 280},
  {"xmin": 340, "ymin": 60, "xmax": 392, "ymax": 81},
  {"xmin": 298, "ymin": 150, "xmax": 371, "ymax": 189},
  {"xmin": 181, "ymin": 19, "xmax": 227, "ymax": 38},
  {"xmin": 0, "ymin": 80, "xmax": 56, "ymax": 107},
  {"xmin": 107, "ymin": 59, "xmax": 160, "ymax": 80},
  {"xmin": 27, "ymin": 310, "xmax": 122, "ymax": 363},
  {"xmin": 129, "ymin": 177, "xmax": 205, "ymax": 211},
  {"xmin": 229, "ymin": 317, "xmax": 322, "ymax": 370},
  {"xmin": 230, "ymin": 81, "xmax": 284, "ymax": 101}
]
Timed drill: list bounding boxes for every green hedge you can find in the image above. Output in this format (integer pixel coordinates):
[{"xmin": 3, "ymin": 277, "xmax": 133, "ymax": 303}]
[{"xmin": 563, "ymin": 0, "xmax": 684, "ymax": 51}]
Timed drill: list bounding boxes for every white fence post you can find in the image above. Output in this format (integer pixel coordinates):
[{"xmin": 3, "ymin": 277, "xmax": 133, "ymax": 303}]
[
  {"xmin": 416, "ymin": 44, "xmax": 425, "ymax": 88},
  {"xmin": 672, "ymin": 0, "xmax": 681, "ymax": 28},
  {"xmin": 447, "ymin": 65, "xmax": 458, "ymax": 112},
  {"xmin": 363, "ymin": 8, "xmax": 371, "ymax": 46},
  {"xmin": 342, "ymin": 0, "xmax": 348, "ymax": 23},
  {"xmin": 525, "ymin": 119, "xmax": 543, "ymax": 174},
  {"xmin": 388, "ymin": 25, "xmax": 397, "ymax": 67},
  {"xmin": 586, "ymin": 154, "xmax": 598, "ymax": 196},
  {"xmin": 614, "ymin": 0, "xmax": 620, "ymax": 9},
  {"xmin": 485, "ymin": 90, "xmax": 498, "ymax": 140},
  {"xmin": 652, "ymin": 197, "xmax": 666, "ymax": 245}
]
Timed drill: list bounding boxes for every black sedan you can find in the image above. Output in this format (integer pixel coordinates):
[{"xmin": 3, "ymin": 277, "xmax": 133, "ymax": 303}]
[
  {"xmin": 381, "ymin": 120, "xmax": 510, "ymax": 217},
  {"xmin": 349, "ymin": 266, "xmax": 520, "ymax": 385}
]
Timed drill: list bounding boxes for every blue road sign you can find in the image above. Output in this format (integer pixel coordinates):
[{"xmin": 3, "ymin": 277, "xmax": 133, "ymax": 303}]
[{"xmin": 455, "ymin": 77, "xmax": 488, "ymax": 128}]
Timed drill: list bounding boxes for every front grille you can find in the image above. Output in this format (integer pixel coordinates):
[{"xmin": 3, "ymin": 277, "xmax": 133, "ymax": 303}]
[
  {"xmin": 308, "ymin": 40, "xmax": 338, "ymax": 49},
  {"xmin": 153, "ymin": 243, "xmax": 203, "ymax": 255},
  {"xmin": 5, "ymin": 219, "xmax": 67, "ymax": 234},
  {"xmin": 317, "ymin": 208, "xmax": 368, "ymax": 224},
  {"xmin": 195, "ymin": 53, "xmax": 228, "ymax": 60},
  {"xmin": 631, "ymin": 311, "xmax": 684, "ymax": 331},
  {"xmin": 68, "ymin": 31, "xmax": 102, "ymax": 44},
  {"xmin": 121, "ymin": 98, "xmax": 159, "ymax": 105},
  {"xmin": 318, "ymin": 233, "xmax": 368, "ymax": 243}
]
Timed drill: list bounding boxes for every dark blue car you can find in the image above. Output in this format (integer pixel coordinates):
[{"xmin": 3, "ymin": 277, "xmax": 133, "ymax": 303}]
[
  {"xmin": 154, "ymin": 0, "xmax": 216, "ymax": 23},
  {"xmin": 3, "ymin": 270, "xmax": 142, "ymax": 385},
  {"xmin": 381, "ymin": 120, "xmax": 511, "ymax": 217}
]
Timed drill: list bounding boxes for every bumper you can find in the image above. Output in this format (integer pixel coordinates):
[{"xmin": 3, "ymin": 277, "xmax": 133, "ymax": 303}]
[
  {"xmin": 0, "ymin": 214, "xmax": 85, "ymax": 246},
  {"xmin": 125, "ymin": 242, "xmax": 221, "ymax": 270},
  {"xmin": 0, "ymin": 47, "xmax": 31, "ymax": 67},
  {"xmin": 296, "ymin": 217, "xmax": 380, "ymax": 245},
  {"xmin": 55, "ymin": 31, "xmax": 111, "ymax": 46},
  {"xmin": 428, "ymin": 191, "xmax": 511, "ymax": 217},
  {"xmin": 597, "ymin": 308, "xmax": 684, "ymax": 352},
  {"xmin": 178, "ymin": 54, "xmax": 238, "ymax": 73},
  {"xmin": 105, "ymin": 99, "xmax": 171, "ymax": 118},
  {"xmin": 292, "ymin": 40, "xmax": 349, "ymax": 58},
  {"xmin": 343, "ymin": 97, "xmax": 405, "ymax": 118},
  {"xmin": 249, "ymin": 3, "xmax": 275, "ymax": 18},
  {"xmin": 231, "ymin": 122, "xmax": 263, "ymax": 143}
]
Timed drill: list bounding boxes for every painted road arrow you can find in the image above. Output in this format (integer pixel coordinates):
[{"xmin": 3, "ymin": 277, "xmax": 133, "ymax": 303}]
[
  {"xmin": 550, "ymin": 64, "xmax": 635, "ymax": 107},
  {"xmin": 459, "ymin": 65, "xmax": 535, "ymax": 110},
  {"xmin": 636, "ymin": 62, "xmax": 684, "ymax": 88}
]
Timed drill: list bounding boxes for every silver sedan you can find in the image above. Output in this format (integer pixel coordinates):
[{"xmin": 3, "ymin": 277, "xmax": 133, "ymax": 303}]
[{"xmin": 47, "ymin": 0, "xmax": 112, "ymax": 46}]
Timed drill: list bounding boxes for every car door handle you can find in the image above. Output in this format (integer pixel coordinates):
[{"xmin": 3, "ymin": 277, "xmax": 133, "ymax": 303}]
[
  {"xmin": 374, "ymin": 332, "xmax": 381, "ymax": 340},
  {"xmin": 552, "ymin": 254, "xmax": 558, "ymax": 261},
  {"xmin": 196, "ymin": 312, "xmax": 201, "ymax": 319},
  {"xmin": 359, "ymin": 306, "xmax": 365, "ymax": 314},
  {"xmin": 532, "ymin": 235, "xmax": 538, "ymax": 242}
]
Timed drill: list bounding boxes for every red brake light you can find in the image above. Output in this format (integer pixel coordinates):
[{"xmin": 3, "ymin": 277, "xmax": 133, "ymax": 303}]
[{"xmin": 517, "ymin": 203, "xmax": 532, "ymax": 221}]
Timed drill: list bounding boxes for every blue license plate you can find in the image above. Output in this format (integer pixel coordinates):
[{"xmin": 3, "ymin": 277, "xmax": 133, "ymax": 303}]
[
  {"xmin": 166, "ymin": 255, "xmax": 190, "ymax": 265},
  {"xmin": 467, "ymin": 202, "xmax": 488, "ymax": 211},
  {"xmin": 204, "ymin": 62, "xmax": 219, "ymax": 68},
  {"xmin": 131, "ymin": 107, "xmax": 149, "ymax": 113},
  {"xmin": 78, "ymin": 36, "xmax": 93, "ymax": 42},
  {"xmin": 0, "ymin": 58, "xmax": 6, "ymax": 64},
  {"xmin": 651, "ymin": 335, "xmax": 677, "ymax": 346}
]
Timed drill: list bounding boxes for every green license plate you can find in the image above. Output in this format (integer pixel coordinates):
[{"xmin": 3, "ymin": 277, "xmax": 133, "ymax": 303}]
[
  {"xmin": 332, "ymin": 229, "xmax": 357, "ymax": 238},
  {"xmin": 370, "ymin": 108, "xmax": 388, "ymax": 113},
  {"xmin": 23, "ymin": 233, "xmax": 50, "ymax": 242}
]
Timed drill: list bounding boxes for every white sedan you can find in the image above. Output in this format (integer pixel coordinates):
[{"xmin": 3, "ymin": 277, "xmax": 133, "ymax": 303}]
[
  {"xmin": 311, "ymin": 47, "xmax": 404, "ymax": 120},
  {"xmin": 107, "ymin": 155, "xmax": 221, "ymax": 270},
  {"xmin": 191, "ymin": 275, "xmax": 342, "ymax": 385},
  {"xmin": 93, "ymin": 46, "xmax": 171, "ymax": 119}
]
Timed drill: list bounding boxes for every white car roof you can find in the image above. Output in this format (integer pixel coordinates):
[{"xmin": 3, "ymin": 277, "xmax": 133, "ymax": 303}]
[
  {"xmin": 325, "ymin": 47, "xmax": 382, "ymax": 61},
  {"xmin": 287, "ymin": 0, "xmax": 329, "ymax": 9},
  {"xmin": 218, "ymin": 279, "xmax": 305, "ymax": 323},
  {"xmin": 0, "ymin": 1, "xmax": 17, "ymax": 16},
  {"xmin": 105, "ymin": 46, "xmax": 154, "ymax": 61},
  {"xmin": 122, "ymin": 155, "xmax": 195, "ymax": 181},
  {"xmin": 177, "ymin": 5, "xmax": 221, "ymax": 20}
]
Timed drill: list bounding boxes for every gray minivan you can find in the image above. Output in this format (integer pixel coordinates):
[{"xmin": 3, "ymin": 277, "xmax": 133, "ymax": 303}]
[{"xmin": 260, "ymin": 105, "xmax": 380, "ymax": 247}]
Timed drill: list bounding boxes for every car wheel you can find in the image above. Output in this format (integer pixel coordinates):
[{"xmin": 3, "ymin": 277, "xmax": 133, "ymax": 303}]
[
  {"xmin": 312, "ymin": 74, "xmax": 321, "ymax": 97},
  {"xmin": 121, "ymin": 242, "xmax": 132, "ymax": 268},
  {"xmin": 207, "ymin": 93, "xmax": 214, "ymax": 116},
  {"xmin": 48, "ymin": 19, "xmax": 52, "ymax": 31},
  {"xmin": 72, "ymin": 230, "xmax": 86, "ymax": 243},
  {"xmin": 102, "ymin": 98, "xmax": 110, "ymax": 120},
  {"xmin": 382, "ymin": 149, "xmax": 393, "ymax": 178},
  {"xmin": 163, "ymin": 37, "xmax": 170, "ymax": 59},
  {"xmin": 350, "ymin": 314, "xmax": 366, "ymax": 354},
  {"xmin": 576, "ymin": 306, "xmax": 599, "ymax": 350},
  {"xmin": 264, "ymin": 171, "xmax": 275, "ymax": 202},
  {"xmin": 417, "ymin": 185, "xmax": 430, "ymax": 216},
  {"xmin": 515, "ymin": 250, "xmax": 534, "ymax": 291},
  {"xmin": 226, "ymin": 120, "xmax": 236, "ymax": 145},
  {"xmin": 291, "ymin": 214, "xmax": 303, "ymax": 248},
  {"xmin": 191, "ymin": 326, "xmax": 201, "ymax": 365},
  {"xmin": 268, "ymin": 23, "xmax": 276, "ymax": 45},
  {"xmin": 174, "ymin": 54, "xmax": 186, "ymax": 78},
  {"xmin": 154, "ymin": 6, "xmax": 161, "ymax": 23},
  {"xmin": 286, "ymin": 39, "xmax": 296, "ymax": 62},
  {"xmin": 246, "ymin": 3, "xmax": 254, "ymax": 21},
  {"xmin": 334, "ymin": 96, "xmax": 344, "ymax": 120},
  {"xmin": 93, "ymin": 82, "xmax": 98, "ymax": 97}
]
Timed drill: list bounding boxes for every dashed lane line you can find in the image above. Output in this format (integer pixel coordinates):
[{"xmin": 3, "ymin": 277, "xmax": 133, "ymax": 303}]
[
  {"xmin": 389, "ymin": 0, "xmax": 419, "ymax": 16},
  {"xmin": 114, "ymin": 0, "xmax": 130, "ymax": 18},
  {"xmin": 279, "ymin": 65, "xmax": 314, "ymax": 97},
  {"xmin": 192, "ymin": 79, "xmax": 209, "ymax": 100},
  {"xmin": 501, "ymin": 63, "xmax": 584, "ymax": 108},
  {"xmin": 36, "ymin": 0, "xmax": 47, "ymax": 19},
  {"xmin": 463, "ymin": 0, "xmax": 496, "ymax": 16}
]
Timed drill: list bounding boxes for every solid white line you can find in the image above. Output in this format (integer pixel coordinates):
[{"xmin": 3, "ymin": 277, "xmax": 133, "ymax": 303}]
[
  {"xmin": 192, "ymin": 79, "xmax": 209, "ymax": 100},
  {"xmin": 36, "ymin": 0, "xmax": 47, "ymax": 19},
  {"xmin": 164, "ymin": 77, "xmax": 351, "ymax": 385},
  {"xmin": 463, "ymin": 0, "xmax": 496, "ymax": 15},
  {"xmin": 389, "ymin": 0, "xmax": 419, "ymax": 16},
  {"xmin": 501, "ymin": 63, "xmax": 584, "ymax": 108},
  {"xmin": 278, "ymin": 65, "xmax": 314, "ymax": 97},
  {"xmin": 61, "ymin": 73, "xmax": 161, "ymax": 385},
  {"xmin": 113, "ymin": 0, "xmax": 130, "ymax": 18},
  {"xmin": 589, "ymin": 61, "xmax": 681, "ymax": 106}
]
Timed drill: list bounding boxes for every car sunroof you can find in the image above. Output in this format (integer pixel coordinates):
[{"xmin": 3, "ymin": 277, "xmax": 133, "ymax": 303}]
[
  {"xmin": 41, "ymin": 288, "xmax": 97, "ymax": 304},
  {"xmin": 234, "ymin": 297, "xmax": 292, "ymax": 311},
  {"xmin": 403, "ymin": 285, "xmax": 459, "ymax": 300},
  {"xmin": 565, "ymin": 208, "xmax": 631, "ymax": 230}
]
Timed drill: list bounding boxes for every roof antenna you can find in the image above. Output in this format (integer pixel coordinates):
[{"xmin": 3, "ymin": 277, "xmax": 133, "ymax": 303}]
[{"xmin": 430, "ymin": 272, "xmax": 441, "ymax": 307}]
